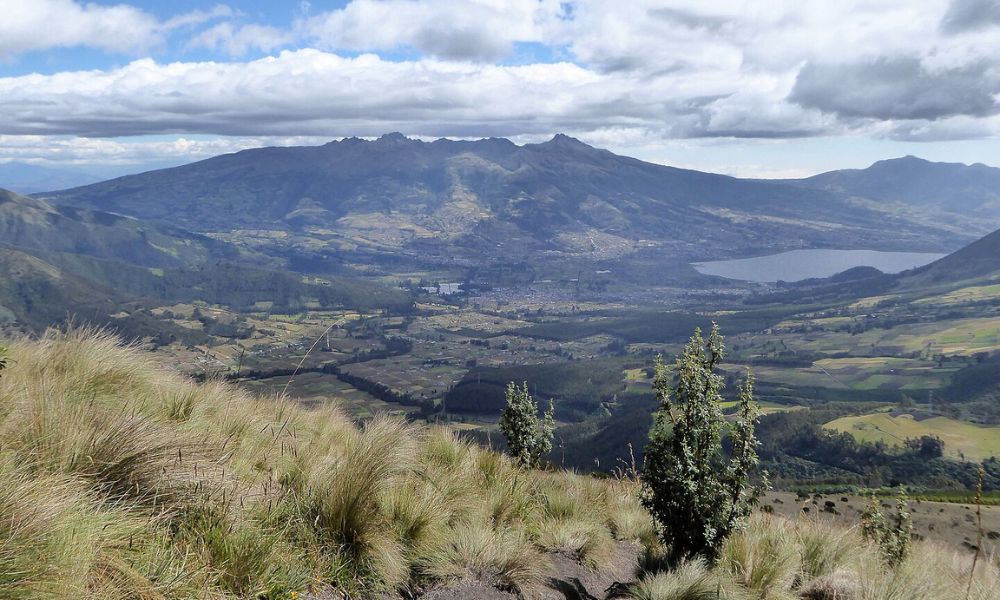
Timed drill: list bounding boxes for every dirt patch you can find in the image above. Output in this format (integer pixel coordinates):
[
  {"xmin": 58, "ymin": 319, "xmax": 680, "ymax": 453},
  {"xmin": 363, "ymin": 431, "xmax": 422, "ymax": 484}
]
[
  {"xmin": 416, "ymin": 542, "xmax": 640, "ymax": 600},
  {"xmin": 764, "ymin": 491, "xmax": 1000, "ymax": 556},
  {"xmin": 421, "ymin": 580, "xmax": 518, "ymax": 600},
  {"xmin": 538, "ymin": 542, "xmax": 640, "ymax": 600}
]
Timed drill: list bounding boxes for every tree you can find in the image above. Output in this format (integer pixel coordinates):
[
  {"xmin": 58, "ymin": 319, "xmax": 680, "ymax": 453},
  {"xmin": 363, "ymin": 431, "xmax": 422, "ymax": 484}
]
[
  {"xmin": 861, "ymin": 487, "xmax": 912, "ymax": 567},
  {"xmin": 905, "ymin": 435, "xmax": 944, "ymax": 459},
  {"xmin": 499, "ymin": 381, "xmax": 555, "ymax": 468},
  {"xmin": 640, "ymin": 324, "xmax": 767, "ymax": 565}
]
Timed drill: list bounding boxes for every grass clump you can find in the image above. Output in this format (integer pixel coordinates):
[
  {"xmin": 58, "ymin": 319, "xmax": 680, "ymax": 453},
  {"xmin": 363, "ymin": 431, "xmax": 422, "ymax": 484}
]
[
  {"xmin": 8, "ymin": 328, "xmax": 1000, "ymax": 600},
  {"xmin": 719, "ymin": 516, "xmax": 798, "ymax": 600},
  {"xmin": 0, "ymin": 328, "xmax": 636, "ymax": 598},
  {"xmin": 629, "ymin": 560, "xmax": 742, "ymax": 600},
  {"xmin": 415, "ymin": 523, "xmax": 545, "ymax": 594}
]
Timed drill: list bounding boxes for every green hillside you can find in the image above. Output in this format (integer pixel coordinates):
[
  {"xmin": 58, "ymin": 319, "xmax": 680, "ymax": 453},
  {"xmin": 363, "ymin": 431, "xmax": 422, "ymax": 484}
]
[
  {"xmin": 898, "ymin": 228, "xmax": 1000, "ymax": 289},
  {"xmin": 43, "ymin": 135, "xmax": 961, "ymax": 272},
  {"xmin": 0, "ymin": 188, "xmax": 413, "ymax": 333},
  {"xmin": 0, "ymin": 246, "xmax": 116, "ymax": 330},
  {"xmin": 0, "ymin": 188, "xmax": 256, "ymax": 269},
  {"xmin": 0, "ymin": 330, "xmax": 996, "ymax": 599}
]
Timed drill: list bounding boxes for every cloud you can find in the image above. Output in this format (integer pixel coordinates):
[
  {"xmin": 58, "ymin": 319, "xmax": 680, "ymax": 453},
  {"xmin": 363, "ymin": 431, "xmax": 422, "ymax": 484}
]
[
  {"xmin": 790, "ymin": 57, "xmax": 1000, "ymax": 121},
  {"xmin": 298, "ymin": 0, "xmax": 568, "ymax": 61},
  {"xmin": 0, "ymin": 134, "xmax": 329, "ymax": 166},
  {"xmin": 2, "ymin": 0, "xmax": 1000, "ymax": 146},
  {"xmin": 940, "ymin": 0, "xmax": 1000, "ymax": 33},
  {"xmin": 0, "ymin": 0, "xmax": 158, "ymax": 57},
  {"xmin": 0, "ymin": 49, "xmax": 834, "ymax": 141},
  {"xmin": 0, "ymin": 0, "xmax": 231, "ymax": 58},
  {"xmin": 188, "ymin": 23, "xmax": 294, "ymax": 56},
  {"xmin": 878, "ymin": 114, "xmax": 1000, "ymax": 141}
]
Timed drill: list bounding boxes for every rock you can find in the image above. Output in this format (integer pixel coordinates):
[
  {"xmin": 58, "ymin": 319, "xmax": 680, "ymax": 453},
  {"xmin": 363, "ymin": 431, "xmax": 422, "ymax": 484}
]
[{"xmin": 799, "ymin": 570, "xmax": 861, "ymax": 600}]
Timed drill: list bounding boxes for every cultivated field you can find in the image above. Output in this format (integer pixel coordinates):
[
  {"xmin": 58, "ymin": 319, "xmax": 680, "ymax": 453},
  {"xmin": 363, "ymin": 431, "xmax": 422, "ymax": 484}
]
[{"xmin": 825, "ymin": 412, "xmax": 1000, "ymax": 461}]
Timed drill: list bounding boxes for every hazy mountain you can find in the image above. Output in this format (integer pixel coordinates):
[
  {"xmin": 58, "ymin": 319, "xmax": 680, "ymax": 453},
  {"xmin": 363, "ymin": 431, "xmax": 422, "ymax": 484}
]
[
  {"xmin": 0, "ymin": 245, "xmax": 117, "ymax": 331},
  {"xmin": 0, "ymin": 188, "xmax": 412, "ymax": 332},
  {"xmin": 42, "ymin": 135, "xmax": 963, "ymax": 269},
  {"xmin": 0, "ymin": 188, "xmax": 255, "ymax": 269},
  {"xmin": 783, "ymin": 156, "xmax": 1000, "ymax": 237},
  {"xmin": 899, "ymin": 226, "xmax": 1000, "ymax": 288},
  {"xmin": 0, "ymin": 162, "xmax": 102, "ymax": 194}
]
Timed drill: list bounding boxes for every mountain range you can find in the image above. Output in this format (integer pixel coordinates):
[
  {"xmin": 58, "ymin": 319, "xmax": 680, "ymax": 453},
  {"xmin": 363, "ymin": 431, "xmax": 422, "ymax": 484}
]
[
  {"xmin": 40, "ymin": 135, "xmax": 985, "ymax": 275},
  {"xmin": 5, "ymin": 134, "xmax": 1000, "ymax": 334},
  {"xmin": 0, "ymin": 188, "xmax": 253, "ymax": 268},
  {"xmin": 0, "ymin": 188, "xmax": 410, "ymax": 334},
  {"xmin": 781, "ymin": 155, "xmax": 1000, "ymax": 238}
]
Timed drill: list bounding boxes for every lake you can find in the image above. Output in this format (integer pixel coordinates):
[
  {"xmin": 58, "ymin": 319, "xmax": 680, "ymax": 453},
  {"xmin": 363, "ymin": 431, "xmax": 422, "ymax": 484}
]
[{"xmin": 692, "ymin": 249, "xmax": 946, "ymax": 283}]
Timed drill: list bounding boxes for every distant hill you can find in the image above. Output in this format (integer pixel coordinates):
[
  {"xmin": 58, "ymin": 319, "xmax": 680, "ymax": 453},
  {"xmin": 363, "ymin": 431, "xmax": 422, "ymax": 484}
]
[
  {"xmin": 783, "ymin": 156, "xmax": 1000, "ymax": 237},
  {"xmin": 42, "ymin": 135, "xmax": 963, "ymax": 269},
  {"xmin": 0, "ymin": 188, "xmax": 413, "ymax": 333},
  {"xmin": 0, "ymin": 188, "xmax": 254, "ymax": 269},
  {"xmin": 898, "ymin": 227, "xmax": 1000, "ymax": 288},
  {"xmin": 0, "ymin": 245, "xmax": 213, "ymax": 343},
  {"xmin": 0, "ymin": 162, "xmax": 101, "ymax": 194},
  {"xmin": 0, "ymin": 245, "xmax": 116, "ymax": 330}
]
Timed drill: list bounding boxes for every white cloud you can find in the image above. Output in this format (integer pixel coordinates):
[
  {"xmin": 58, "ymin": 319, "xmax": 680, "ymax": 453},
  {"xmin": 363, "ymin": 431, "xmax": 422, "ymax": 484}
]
[
  {"xmin": 298, "ymin": 0, "xmax": 569, "ymax": 60},
  {"xmin": 0, "ymin": 49, "xmax": 826, "ymax": 140},
  {"xmin": 188, "ymin": 22, "xmax": 294, "ymax": 56},
  {"xmin": 0, "ymin": 0, "xmax": 232, "ymax": 58},
  {"xmin": 0, "ymin": 134, "xmax": 330, "ymax": 166},
  {"xmin": 1, "ymin": 0, "xmax": 1000, "ymax": 149}
]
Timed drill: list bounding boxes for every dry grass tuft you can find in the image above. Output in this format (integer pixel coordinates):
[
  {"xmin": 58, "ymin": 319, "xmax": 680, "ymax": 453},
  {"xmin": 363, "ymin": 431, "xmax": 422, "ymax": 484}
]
[
  {"xmin": 0, "ymin": 328, "xmax": 635, "ymax": 598},
  {"xmin": 6, "ymin": 329, "xmax": 1000, "ymax": 600}
]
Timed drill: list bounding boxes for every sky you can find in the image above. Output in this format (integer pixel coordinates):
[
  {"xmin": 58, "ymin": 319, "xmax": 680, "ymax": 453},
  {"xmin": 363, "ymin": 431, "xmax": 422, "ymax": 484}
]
[{"xmin": 1, "ymin": 0, "xmax": 1000, "ymax": 178}]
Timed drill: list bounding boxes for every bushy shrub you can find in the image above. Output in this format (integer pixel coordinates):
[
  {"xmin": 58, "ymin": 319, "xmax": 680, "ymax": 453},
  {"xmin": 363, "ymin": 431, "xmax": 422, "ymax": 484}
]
[
  {"xmin": 641, "ymin": 324, "xmax": 767, "ymax": 565},
  {"xmin": 499, "ymin": 381, "xmax": 555, "ymax": 468},
  {"xmin": 861, "ymin": 488, "xmax": 913, "ymax": 567}
]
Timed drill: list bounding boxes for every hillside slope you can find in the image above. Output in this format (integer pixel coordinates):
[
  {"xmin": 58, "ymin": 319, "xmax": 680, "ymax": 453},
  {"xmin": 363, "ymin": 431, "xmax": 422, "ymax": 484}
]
[
  {"xmin": 0, "ymin": 330, "xmax": 996, "ymax": 600},
  {"xmin": 895, "ymin": 226, "xmax": 1000, "ymax": 290},
  {"xmin": 0, "ymin": 246, "xmax": 214, "ymax": 342},
  {"xmin": 0, "ymin": 188, "xmax": 413, "ymax": 331},
  {"xmin": 0, "ymin": 246, "xmax": 118, "ymax": 330},
  {"xmin": 42, "ymin": 135, "xmax": 962, "ymax": 266},
  {"xmin": 0, "ymin": 188, "xmax": 254, "ymax": 269},
  {"xmin": 785, "ymin": 156, "xmax": 1000, "ymax": 237}
]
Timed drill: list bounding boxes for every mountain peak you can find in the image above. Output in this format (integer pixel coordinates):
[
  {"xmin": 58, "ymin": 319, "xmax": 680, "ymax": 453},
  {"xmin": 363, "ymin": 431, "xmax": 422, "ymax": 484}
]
[
  {"xmin": 870, "ymin": 155, "xmax": 930, "ymax": 168},
  {"xmin": 376, "ymin": 132, "xmax": 412, "ymax": 143},
  {"xmin": 548, "ymin": 133, "xmax": 590, "ymax": 147},
  {"xmin": 528, "ymin": 133, "xmax": 599, "ymax": 153}
]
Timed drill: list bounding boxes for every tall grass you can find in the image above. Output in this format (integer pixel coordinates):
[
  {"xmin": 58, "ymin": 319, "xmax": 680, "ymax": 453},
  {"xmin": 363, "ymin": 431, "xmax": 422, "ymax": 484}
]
[
  {"xmin": 629, "ymin": 559, "xmax": 739, "ymax": 600},
  {"xmin": 634, "ymin": 512, "xmax": 1000, "ymax": 600},
  {"xmin": 4, "ymin": 329, "xmax": 1000, "ymax": 599},
  {"xmin": 0, "ymin": 328, "xmax": 638, "ymax": 598}
]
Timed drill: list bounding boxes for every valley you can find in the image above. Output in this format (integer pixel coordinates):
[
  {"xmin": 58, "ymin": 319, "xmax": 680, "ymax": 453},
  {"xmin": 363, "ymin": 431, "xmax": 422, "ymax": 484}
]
[
  {"xmin": 124, "ymin": 242, "xmax": 1000, "ymax": 495},
  {"xmin": 4, "ymin": 136, "xmax": 1000, "ymax": 498},
  {"xmin": 9, "ymin": 7, "xmax": 1000, "ymax": 598}
]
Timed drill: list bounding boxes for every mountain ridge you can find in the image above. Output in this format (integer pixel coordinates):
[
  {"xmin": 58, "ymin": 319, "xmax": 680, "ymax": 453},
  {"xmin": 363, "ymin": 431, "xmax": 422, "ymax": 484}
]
[
  {"xmin": 41, "ymin": 135, "xmax": 967, "ymax": 273},
  {"xmin": 0, "ymin": 187, "xmax": 258, "ymax": 269},
  {"xmin": 780, "ymin": 155, "xmax": 1000, "ymax": 237}
]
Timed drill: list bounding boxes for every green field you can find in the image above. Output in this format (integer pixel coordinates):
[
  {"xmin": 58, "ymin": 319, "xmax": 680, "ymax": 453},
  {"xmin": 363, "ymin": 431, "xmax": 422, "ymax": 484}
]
[
  {"xmin": 914, "ymin": 283, "xmax": 1000, "ymax": 306},
  {"xmin": 741, "ymin": 316, "xmax": 1000, "ymax": 358},
  {"xmin": 745, "ymin": 356, "xmax": 953, "ymax": 391},
  {"xmin": 825, "ymin": 412, "xmax": 1000, "ymax": 461}
]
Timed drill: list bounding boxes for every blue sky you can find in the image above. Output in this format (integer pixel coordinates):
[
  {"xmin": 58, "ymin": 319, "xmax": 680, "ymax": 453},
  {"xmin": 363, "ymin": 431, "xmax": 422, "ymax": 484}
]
[{"xmin": 1, "ymin": 0, "xmax": 999, "ymax": 178}]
